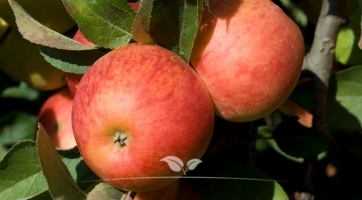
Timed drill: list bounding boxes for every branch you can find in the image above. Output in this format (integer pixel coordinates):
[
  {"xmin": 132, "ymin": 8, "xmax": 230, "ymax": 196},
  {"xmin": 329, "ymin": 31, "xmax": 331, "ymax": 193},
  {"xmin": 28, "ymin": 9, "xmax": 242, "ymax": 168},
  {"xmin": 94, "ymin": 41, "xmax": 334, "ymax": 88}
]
[
  {"xmin": 302, "ymin": 0, "xmax": 346, "ymax": 133},
  {"xmin": 298, "ymin": 0, "xmax": 346, "ymax": 199}
]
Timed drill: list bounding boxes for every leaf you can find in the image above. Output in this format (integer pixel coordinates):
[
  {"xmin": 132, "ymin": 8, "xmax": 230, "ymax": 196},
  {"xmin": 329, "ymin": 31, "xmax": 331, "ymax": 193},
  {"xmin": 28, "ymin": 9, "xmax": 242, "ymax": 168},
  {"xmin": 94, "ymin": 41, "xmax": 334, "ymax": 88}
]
[
  {"xmin": 190, "ymin": 162, "xmax": 289, "ymax": 200},
  {"xmin": 290, "ymin": 66, "xmax": 362, "ymax": 132},
  {"xmin": 132, "ymin": 0, "xmax": 203, "ymax": 61},
  {"xmin": 131, "ymin": 0, "xmax": 154, "ymax": 44},
  {"xmin": 327, "ymin": 66, "xmax": 362, "ymax": 132},
  {"xmin": 257, "ymin": 125, "xmax": 328, "ymax": 163},
  {"xmin": 273, "ymin": 118, "xmax": 331, "ymax": 158},
  {"xmin": 0, "ymin": 140, "xmax": 48, "ymax": 199},
  {"xmin": 335, "ymin": 8, "xmax": 362, "ymax": 65},
  {"xmin": 257, "ymin": 125, "xmax": 304, "ymax": 163},
  {"xmin": 186, "ymin": 158, "xmax": 202, "ymax": 171},
  {"xmin": 179, "ymin": 0, "xmax": 204, "ymax": 61},
  {"xmin": 36, "ymin": 123, "xmax": 87, "ymax": 199},
  {"xmin": 63, "ymin": 0, "xmax": 134, "ymax": 49},
  {"xmin": 1, "ymin": 82, "xmax": 39, "ymax": 101},
  {"xmin": 160, "ymin": 156, "xmax": 184, "ymax": 173},
  {"xmin": 38, "ymin": 45, "xmax": 107, "ymax": 74},
  {"xmin": 0, "ymin": 111, "xmax": 37, "ymax": 145},
  {"xmin": 8, "ymin": 0, "xmax": 96, "ymax": 51},
  {"xmin": 87, "ymin": 182, "xmax": 127, "ymax": 200},
  {"xmin": 58, "ymin": 147, "xmax": 99, "ymax": 191}
]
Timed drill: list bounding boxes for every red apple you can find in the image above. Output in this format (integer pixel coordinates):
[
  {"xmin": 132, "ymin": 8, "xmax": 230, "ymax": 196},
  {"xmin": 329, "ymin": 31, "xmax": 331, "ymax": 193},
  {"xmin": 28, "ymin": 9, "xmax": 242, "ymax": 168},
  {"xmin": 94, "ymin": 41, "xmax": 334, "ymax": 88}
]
[
  {"xmin": 38, "ymin": 88, "xmax": 76, "ymax": 149},
  {"xmin": 190, "ymin": 0, "xmax": 305, "ymax": 122},
  {"xmin": 72, "ymin": 43, "xmax": 214, "ymax": 191}
]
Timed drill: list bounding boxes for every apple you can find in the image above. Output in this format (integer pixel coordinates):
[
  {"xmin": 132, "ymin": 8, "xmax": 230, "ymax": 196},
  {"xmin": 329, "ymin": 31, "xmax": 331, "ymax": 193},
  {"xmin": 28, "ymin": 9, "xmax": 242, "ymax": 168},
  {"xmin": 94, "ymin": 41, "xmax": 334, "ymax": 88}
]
[
  {"xmin": 38, "ymin": 88, "xmax": 77, "ymax": 149},
  {"xmin": 72, "ymin": 43, "xmax": 214, "ymax": 192},
  {"xmin": 0, "ymin": 0, "xmax": 76, "ymax": 33},
  {"xmin": 190, "ymin": 0, "xmax": 305, "ymax": 122},
  {"xmin": 0, "ymin": 29, "xmax": 67, "ymax": 90}
]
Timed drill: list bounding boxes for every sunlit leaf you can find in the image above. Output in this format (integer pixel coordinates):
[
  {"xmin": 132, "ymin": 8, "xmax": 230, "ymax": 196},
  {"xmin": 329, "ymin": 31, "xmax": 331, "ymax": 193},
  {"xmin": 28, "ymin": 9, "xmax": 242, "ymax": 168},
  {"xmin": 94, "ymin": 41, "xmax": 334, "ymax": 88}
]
[
  {"xmin": 335, "ymin": 8, "xmax": 362, "ymax": 65},
  {"xmin": 63, "ymin": 0, "xmax": 134, "ymax": 49},
  {"xmin": 179, "ymin": 0, "xmax": 203, "ymax": 61},
  {"xmin": 0, "ymin": 141, "xmax": 47, "ymax": 199},
  {"xmin": 8, "ymin": 0, "xmax": 96, "ymax": 50},
  {"xmin": 36, "ymin": 123, "xmax": 86, "ymax": 199},
  {"xmin": 327, "ymin": 66, "xmax": 362, "ymax": 131}
]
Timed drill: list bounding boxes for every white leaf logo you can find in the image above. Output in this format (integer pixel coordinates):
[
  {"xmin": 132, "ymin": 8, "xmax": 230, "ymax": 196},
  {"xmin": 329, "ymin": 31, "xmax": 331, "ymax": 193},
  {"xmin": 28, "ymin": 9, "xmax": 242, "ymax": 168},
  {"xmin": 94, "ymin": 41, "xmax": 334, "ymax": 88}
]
[
  {"xmin": 160, "ymin": 156, "xmax": 202, "ymax": 175},
  {"xmin": 160, "ymin": 156, "xmax": 185, "ymax": 174},
  {"xmin": 186, "ymin": 158, "xmax": 202, "ymax": 171}
]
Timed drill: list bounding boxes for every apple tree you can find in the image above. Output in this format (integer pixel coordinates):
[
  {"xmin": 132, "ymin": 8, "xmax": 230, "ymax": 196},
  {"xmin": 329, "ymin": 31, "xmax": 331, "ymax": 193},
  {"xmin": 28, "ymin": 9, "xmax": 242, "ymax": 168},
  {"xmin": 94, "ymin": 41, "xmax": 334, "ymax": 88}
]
[{"xmin": 1, "ymin": 0, "xmax": 362, "ymax": 199}]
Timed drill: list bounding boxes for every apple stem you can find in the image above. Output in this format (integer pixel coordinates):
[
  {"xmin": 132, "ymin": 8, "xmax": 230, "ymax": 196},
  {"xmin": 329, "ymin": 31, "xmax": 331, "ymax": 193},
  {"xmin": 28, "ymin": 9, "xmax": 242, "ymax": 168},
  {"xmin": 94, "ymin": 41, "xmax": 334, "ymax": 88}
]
[{"xmin": 113, "ymin": 131, "xmax": 128, "ymax": 148}]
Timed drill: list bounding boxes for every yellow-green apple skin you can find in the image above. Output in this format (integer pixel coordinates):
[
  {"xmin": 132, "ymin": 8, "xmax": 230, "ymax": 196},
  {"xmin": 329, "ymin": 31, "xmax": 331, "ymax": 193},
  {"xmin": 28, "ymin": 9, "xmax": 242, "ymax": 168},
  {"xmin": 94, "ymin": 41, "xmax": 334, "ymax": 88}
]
[
  {"xmin": 0, "ymin": 30, "xmax": 67, "ymax": 90},
  {"xmin": 38, "ymin": 88, "xmax": 76, "ymax": 149},
  {"xmin": 0, "ymin": 0, "xmax": 76, "ymax": 33},
  {"xmin": 190, "ymin": 0, "xmax": 305, "ymax": 122},
  {"xmin": 72, "ymin": 43, "xmax": 214, "ymax": 192}
]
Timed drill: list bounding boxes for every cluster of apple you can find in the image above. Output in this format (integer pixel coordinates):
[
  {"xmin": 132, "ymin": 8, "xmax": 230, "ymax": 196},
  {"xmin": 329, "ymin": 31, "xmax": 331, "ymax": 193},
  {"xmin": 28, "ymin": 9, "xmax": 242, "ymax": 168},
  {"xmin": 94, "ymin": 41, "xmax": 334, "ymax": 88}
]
[
  {"xmin": 4, "ymin": 0, "xmax": 305, "ymax": 198},
  {"xmin": 67, "ymin": 0, "xmax": 305, "ymax": 195}
]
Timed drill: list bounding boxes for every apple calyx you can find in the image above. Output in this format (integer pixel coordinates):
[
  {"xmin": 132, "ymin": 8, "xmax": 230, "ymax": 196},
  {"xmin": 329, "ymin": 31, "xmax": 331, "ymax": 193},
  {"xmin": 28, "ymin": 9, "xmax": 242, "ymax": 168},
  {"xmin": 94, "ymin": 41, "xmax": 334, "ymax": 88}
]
[{"xmin": 113, "ymin": 131, "xmax": 128, "ymax": 148}]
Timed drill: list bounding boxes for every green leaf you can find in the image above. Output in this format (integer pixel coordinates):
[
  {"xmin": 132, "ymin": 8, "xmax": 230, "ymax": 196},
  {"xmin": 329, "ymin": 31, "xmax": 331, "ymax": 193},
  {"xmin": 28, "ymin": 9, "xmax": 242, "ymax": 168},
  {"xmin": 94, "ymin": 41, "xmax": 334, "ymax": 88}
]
[
  {"xmin": 38, "ymin": 45, "xmax": 107, "ymax": 74},
  {"xmin": 191, "ymin": 162, "xmax": 288, "ymax": 200},
  {"xmin": 63, "ymin": 0, "xmax": 134, "ymax": 49},
  {"xmin": 179, "ymin": 0, "xmax": 203, "ymax": 61},
  {"xmin": 57, "ymin": 147, "xmax": 99, "ymax": 191},
  {"xmin": 0, "ymin": 140, "xmax": 47, "ymax": 199},
  {"xmin": 87, "ymin": 182, "xmax": 127, "ymax": 200},
  {"xmin": 335, "ymin": 8, "xmax": 362, "ymax": 65},
  {"xmin": 1, "ymin": 82, "xmax": 39, "ymax": 101},
  {"xmin": 36, "ymin": 123, "xmax": 87, "ymax": 199},
  {"xmin": 290, "ymin": 66, "xmax": 362, "ymax": 132},
  {"xmin": 132, "ymin": 0, "xmax": 203, "ymax": 61},
  {"xmin": 7, "ymin": 0, "xmax": 96, "ymax": 51},
  {"xmin": 0, "ymin": 111, "xmax": 37, "ymax": 145},
  {"xmin": 273, "ymin": 118, "xmax": 331, "ymax": 158},
  {"xmin": 257, "ymin": 125, "xmax": 304, "ymax": 163},
  {"xmin": 327, "ymin": 66, "xmax": 362, "ymax": 131}
]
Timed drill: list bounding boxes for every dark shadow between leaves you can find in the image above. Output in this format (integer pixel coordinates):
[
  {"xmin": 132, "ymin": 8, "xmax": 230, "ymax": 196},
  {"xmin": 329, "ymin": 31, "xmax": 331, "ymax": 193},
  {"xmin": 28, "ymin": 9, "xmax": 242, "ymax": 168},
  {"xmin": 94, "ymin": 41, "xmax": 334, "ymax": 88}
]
[{"xmin": 189, "ymin": 162, "xmax": 279, "ymax": 200}]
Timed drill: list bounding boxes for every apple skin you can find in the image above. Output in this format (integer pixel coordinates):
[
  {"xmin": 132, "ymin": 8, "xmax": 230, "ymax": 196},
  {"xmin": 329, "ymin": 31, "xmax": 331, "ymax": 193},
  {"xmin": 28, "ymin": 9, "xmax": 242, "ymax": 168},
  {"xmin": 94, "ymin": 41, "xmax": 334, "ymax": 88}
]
[
  {"xmin": 0, "ymin": 29, "xmax": 67, "ymax": 90},
  {"xmin": 72, "ymin": 43, "xmax": 214, "ymax": 192},
  {"xmin": 190, "ymin": 0, "xmax": 305, "ymax": 122},
  {"xmin": 38, "ymin": 88, "xmax": 77, "ymax": 149}
]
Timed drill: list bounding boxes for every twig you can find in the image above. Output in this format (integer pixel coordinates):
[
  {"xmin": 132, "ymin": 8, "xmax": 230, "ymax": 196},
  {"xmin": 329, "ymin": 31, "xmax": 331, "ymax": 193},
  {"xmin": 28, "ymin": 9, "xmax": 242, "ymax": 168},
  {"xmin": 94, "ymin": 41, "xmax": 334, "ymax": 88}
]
[{"xmin": 299, "ymin": 0, "xmax": 346, "ymax": 199}]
